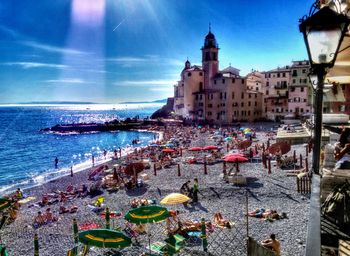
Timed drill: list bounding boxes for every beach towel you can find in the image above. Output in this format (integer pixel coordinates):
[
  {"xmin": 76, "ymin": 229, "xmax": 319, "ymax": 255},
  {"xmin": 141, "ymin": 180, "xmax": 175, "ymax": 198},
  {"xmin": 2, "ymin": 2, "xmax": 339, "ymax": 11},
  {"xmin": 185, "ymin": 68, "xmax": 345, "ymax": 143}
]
[
  {"xmin": 18, "ymin": 196, "xmax": 36, "ymax": 204},
  {"xmin": 147, "ymin": 241, "xmax": 167, "ymax": 255}
]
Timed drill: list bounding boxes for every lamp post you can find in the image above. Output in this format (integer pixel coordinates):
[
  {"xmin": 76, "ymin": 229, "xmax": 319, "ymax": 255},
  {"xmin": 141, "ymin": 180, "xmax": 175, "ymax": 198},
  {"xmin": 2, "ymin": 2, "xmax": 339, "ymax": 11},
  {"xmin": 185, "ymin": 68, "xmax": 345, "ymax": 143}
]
[{"xmin": 299, "ymin": 5, "xmax": 349, "ymax": 174}]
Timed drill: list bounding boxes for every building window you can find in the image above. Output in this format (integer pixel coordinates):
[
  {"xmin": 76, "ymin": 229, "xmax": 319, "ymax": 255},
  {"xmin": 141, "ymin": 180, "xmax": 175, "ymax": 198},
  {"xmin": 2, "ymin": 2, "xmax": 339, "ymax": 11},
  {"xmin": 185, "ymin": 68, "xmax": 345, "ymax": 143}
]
[
  {"xmin": 303, "ymin": 99, "xmax": 307, "ymax": 102},
  {"xmin": 277, "ymin": 73, "xmax": 280, "ymax": 78},
  {"xmin": 241, "ymin": 92, "xmax": 244, "ymax": 99},
  {"xmin": 256, "ymin": 87, "xmax": 258, "ymax": 91},
  {"xmin": 232, "ymin": 92, "xmax": 235, "ymax": 99},
  {"xmin": 255, "ymin": 94, "xmax": 257, "ymax": 98},
  {"xmin": 301, "ymin": 108, "xmax": 304, "ymax": 112},
  {"xmin": 241, "ymin": 102, "xmax": 244, "ymax": 107},
  {"xmin": 248, "ymin": 102, "xmax": 251, "ymax": 106},
  {"xmin": 188, "ymin": 72, "xmax": 191, "ymax": 77},
  {"xmin": 214, "ymin": 80, "xmax": 216, "ymax": 84},
  {"xmin": 224, "ymin": 92, "xmax": 227, "ymax": 99},
  {"xmin": 199, "ymin": 103, "xmax": 203, "ymax": 107},
  {"xmin": 302, "ymin": 69, "xmax": 306, "ymax": 73},
  {"xmin": 232, "ymin": 78, "xmax": 235, "ymax": 83},
  {"xmin": 242, "ymin": 79, "xmax": 244, "ymax": 84},
  {"xmin": 249, "ymin": 94, "xmax": 251, "ymax": 99},
  {"xmin": 208, "ymin": 104, "xmax": 212, "ymax": 108},
  {"xmin": 222, "ymin": 79, "xmax": 225, "ymax": 84},
  {"xmin": 248, "ymin": 110, "xmax": 251, "ymax": 116},
  {"xmin": 266, "ymin": 82, "xmax": 269, "ymax": 86},
  {"xmin": 199, "ymin": 72, "xmax": 203, "ymax": 76},
  {"xmin": 266, "ymin": 90, "xmax": 269, "ymax": 95},
  {"xmin": 300, "ymin": 87, "xmax": 304, "ymax": 92},
  {"xmin": 199, "ymin": 82, "xmax": 203, "ymax": 91},
  {"xmin": 293, "ymin": 79, "xmax": 296, "ymax": 84},
  {"xmin": 291, "ymin": 87, "xmax": 295, "ymax": 92},
  {"xmin": 283, "ymin": 73, "xmax": 286, "ymax": 77},
  {"xmin": 220, "ymin": 92, "xmax": 222, "ymax": 99},
  {"xmin": 292, "ymin": 70, "xmax": 297, "ymax": 76},
  {"xmin": 255, "ymin": 102, "xmax": 257, "ymax": 106},
  {"xmin": 195, "ymin": 95, "xmax": 198, "ymax": 100},
  {"xmin": 199, "ymin": 95, "xmax": 202, "ymax": 100}
]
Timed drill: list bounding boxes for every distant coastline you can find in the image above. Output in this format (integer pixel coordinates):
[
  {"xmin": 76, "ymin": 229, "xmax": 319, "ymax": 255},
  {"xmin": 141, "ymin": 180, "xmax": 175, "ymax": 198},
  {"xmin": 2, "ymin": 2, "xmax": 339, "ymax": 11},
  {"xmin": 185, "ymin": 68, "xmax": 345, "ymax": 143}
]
[
  {"xmin": 14, "ymin": 101, "xmax": 97, "ymax": 105},
  {"xmin": 119, "ymin": 99, "xmax": 167, "ymax": 104},
  {"xmin": 0, "ymin": 99, "xmax": 167, "ymax": 105}
]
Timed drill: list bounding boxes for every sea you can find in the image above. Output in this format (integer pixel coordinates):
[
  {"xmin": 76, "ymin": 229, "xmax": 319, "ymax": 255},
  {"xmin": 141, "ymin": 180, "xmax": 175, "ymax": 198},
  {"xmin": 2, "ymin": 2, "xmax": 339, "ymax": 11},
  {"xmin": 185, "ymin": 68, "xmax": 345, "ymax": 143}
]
[{"xmin": 0, "ymin": 103, "xmax": 162, "ymax": 195}]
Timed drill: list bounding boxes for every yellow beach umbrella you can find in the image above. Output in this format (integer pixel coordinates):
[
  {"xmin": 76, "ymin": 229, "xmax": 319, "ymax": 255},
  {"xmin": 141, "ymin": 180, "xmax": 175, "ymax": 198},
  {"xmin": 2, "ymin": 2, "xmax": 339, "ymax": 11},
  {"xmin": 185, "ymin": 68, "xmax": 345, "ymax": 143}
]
[{"xmin": 160, "ymin": 193, "xmax": 190, "ymax": 205}]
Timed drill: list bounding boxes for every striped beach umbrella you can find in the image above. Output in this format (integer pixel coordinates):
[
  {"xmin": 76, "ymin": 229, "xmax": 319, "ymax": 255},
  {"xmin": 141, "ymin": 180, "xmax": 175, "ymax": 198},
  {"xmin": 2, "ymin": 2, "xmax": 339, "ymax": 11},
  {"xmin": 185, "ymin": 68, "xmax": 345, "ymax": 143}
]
[
  {"xmin": 78, "ymin": 229, "xmax": 131, "ymax": 249},
  {"xmin": 160, "ymin": 193, "xmax": 190, "ymax": 205},
  {"xmin": 125, "ymin": 205, "xmax": 169, "ymax": 224}
]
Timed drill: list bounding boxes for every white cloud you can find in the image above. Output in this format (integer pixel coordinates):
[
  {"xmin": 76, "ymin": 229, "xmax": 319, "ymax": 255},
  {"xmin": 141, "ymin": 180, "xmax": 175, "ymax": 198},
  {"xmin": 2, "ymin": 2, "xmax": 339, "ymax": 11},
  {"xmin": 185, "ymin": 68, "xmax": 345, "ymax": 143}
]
[
  {"xmin": 107, "ymin": 55, "xmax": 184, "ymax": 67},
  {"xmin": 44, "ymin": 78, "xmax": 91, "ymax": 84},
  {"xmin": 22, "ymin": 41, "xmax": 88, "ymax": 55},
  {"xmin": 117, "ymin": 79, "xmax": 176, "ymax": 86},
  {"xmin": 4, "ymin": 62, "xmax": 68, "ymax": 69}
]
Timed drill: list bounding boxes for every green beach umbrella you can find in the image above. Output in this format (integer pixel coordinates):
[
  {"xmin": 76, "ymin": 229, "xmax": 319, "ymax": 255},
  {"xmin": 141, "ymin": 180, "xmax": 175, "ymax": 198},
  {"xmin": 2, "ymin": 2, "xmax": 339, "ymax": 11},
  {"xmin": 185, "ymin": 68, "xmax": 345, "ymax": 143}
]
[
  {"xmin": 0, "ymin": 198, "xmax": 12, "ymax": 212},
  {"xmin": 201, "ymin": 218, "xmax": 208, "ymax": 252},
  {"xmin": 73, "ymin": 219, "xmax": 79, "ymax": 244},
  {"xmin": 125, "ymin": 205, "xmax": 169, "ymax": 224},
  {"xmin": 105, "ymin": 208, "xmax": 110, "ymax": 229},
  {"xmin": 78, "ymin": 229, "xmax": 131, "ymax": 249},
  {"xmin": 34, "ymin": 233, "xmax": 39, "ymax": 256}
]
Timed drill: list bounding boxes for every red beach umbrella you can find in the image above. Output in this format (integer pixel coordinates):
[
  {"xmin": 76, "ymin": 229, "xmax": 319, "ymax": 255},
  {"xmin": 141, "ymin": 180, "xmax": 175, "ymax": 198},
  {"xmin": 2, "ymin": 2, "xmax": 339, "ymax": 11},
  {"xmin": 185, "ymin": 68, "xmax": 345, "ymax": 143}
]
[
  {"xmin": 188, "ymin": 147, "xmax": 203, "ymax": 151},
  {"xmin": 79, "ymin": 223, "xmax": 101, "ymax": 231},
  {"xmin": 203, "ymin": 145, "xmax": 219, "ymax": 150},
  {"xmin": 224, "ymin": 155, "xmax": 248, "ymax": 163},
  {"xmin": 162, "ymin": 148, "xmax": 176, "ymax": 153}
]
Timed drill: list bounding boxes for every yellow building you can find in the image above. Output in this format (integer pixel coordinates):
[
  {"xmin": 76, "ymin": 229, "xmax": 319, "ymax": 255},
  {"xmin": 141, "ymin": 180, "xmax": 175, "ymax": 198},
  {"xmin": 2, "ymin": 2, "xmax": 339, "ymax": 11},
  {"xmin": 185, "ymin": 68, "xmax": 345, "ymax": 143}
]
[{"xmin": 173, "ymin": 29, "xmax": 264, "ymax": 124}]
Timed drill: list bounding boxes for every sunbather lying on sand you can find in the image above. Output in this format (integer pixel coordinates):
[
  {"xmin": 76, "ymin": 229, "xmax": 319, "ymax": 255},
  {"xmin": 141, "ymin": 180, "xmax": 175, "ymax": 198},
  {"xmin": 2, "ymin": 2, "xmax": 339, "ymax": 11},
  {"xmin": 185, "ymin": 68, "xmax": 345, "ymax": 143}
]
[
  {"xmin": 248, "ymin": 209, "xmax": 287, "ymax": 221},
  {"xmin": 59, "ymin": 205, "xmax": 78, "ymax": 214},
  {"xmin": 213, "ymin": 212, "xmax": 232, "ymax": 228}
]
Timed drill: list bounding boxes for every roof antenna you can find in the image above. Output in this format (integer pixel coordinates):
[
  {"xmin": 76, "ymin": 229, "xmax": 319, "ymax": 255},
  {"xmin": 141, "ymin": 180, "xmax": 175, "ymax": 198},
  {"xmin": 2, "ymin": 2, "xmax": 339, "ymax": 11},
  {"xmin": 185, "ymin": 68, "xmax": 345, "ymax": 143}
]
[{"xmin": 209, "ymin": 22, "xmax": 211, "ymax": 32}]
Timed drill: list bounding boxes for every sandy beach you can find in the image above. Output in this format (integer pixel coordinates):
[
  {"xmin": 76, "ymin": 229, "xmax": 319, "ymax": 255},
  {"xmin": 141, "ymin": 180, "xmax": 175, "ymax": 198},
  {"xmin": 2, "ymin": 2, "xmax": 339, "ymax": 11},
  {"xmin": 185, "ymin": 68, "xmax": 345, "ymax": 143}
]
[{"xmin": 1, "ymin": 124, "xmax": 311, "ymax": 256}]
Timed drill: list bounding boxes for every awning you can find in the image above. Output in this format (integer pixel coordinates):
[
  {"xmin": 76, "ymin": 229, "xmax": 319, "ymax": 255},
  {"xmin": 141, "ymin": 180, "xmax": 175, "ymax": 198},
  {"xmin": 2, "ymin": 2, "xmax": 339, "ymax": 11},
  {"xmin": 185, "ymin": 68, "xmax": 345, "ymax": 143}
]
[
  {"xmin": 323, "ymin": 84, "xmax": 345, "ymax": 102},
  {"xmin": 326, "ymin": 35, "xmax": 350, "ymax": 84}
]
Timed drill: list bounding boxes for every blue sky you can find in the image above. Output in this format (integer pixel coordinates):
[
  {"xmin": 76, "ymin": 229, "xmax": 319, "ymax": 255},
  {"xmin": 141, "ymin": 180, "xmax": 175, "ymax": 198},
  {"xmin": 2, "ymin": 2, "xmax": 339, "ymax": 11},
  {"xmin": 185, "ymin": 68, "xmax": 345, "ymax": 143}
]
[{"xmin": 0, "ymin": 0, "xmax": 314, "ymax": 103}]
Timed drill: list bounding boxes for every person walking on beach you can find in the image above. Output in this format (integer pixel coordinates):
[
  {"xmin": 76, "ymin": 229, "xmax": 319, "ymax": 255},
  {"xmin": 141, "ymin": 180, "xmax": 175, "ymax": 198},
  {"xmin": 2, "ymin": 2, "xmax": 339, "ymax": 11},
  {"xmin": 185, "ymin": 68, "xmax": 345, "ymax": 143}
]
[
  {"xmin": 192, "ymin": 178, "xmax": 199, "ymax": 203},
  {"xmin": 54, "ymin": 157, "xmax": 59, "ymax": 168},
  {"xmin": 103, "ymin": 149, "xmax": 107, "ymax": 159}
]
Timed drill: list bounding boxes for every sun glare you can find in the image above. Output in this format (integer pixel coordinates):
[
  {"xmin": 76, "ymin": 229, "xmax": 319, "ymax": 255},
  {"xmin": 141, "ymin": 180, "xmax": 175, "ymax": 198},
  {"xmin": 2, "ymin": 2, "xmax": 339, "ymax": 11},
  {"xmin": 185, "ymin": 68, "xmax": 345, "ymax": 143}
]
[{"xmin": 72, "ymin": 0, "xmax": 106, "ymax": 27}]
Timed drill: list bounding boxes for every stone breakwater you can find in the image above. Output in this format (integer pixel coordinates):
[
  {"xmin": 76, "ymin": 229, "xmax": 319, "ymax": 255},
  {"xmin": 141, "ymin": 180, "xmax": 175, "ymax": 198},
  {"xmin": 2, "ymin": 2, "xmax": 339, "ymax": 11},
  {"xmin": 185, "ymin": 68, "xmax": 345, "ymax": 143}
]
[{"xmin": 1, "ymin": 125, "xmax": 310, "ymax": 256}]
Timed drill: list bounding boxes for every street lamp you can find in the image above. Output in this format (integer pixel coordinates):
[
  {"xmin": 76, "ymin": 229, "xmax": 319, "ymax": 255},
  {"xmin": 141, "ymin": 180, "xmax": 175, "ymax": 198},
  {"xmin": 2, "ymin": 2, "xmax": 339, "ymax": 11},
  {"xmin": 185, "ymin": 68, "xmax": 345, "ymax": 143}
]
[{"xmin": 299, "ymin": 5, "xmax": 349, "ymax": 174}]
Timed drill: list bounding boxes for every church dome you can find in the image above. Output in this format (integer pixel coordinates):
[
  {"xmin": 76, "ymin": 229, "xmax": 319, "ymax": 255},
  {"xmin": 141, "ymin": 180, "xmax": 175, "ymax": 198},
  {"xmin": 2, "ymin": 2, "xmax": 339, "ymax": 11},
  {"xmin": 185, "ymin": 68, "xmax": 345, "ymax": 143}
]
[{"xmin": 204, "ymin": 31, "xmax": 217, "ymax": 49}]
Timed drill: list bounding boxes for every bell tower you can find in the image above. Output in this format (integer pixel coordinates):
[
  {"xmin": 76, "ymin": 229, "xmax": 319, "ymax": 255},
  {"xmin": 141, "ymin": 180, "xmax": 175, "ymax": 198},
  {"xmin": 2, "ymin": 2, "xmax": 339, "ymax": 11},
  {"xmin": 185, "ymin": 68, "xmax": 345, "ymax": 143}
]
[{"xmin": 201, "ymin": 24, "xmax": 219, "ymax": 89}]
